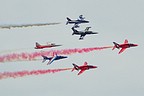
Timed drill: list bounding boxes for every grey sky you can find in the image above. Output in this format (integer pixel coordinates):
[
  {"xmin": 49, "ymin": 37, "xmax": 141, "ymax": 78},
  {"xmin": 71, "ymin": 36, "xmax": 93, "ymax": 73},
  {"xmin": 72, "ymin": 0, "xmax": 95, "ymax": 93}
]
[{"xmin": 0, "ymin": 0, "xmax": 144, "ymax": 96}]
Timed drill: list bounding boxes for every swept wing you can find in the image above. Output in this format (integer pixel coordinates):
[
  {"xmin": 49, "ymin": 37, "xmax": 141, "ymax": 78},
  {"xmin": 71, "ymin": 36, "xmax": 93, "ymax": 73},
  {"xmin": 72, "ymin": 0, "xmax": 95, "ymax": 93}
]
[{"xmin": 78, "ymin": 70, "xmax": 86, "ymax": 75}]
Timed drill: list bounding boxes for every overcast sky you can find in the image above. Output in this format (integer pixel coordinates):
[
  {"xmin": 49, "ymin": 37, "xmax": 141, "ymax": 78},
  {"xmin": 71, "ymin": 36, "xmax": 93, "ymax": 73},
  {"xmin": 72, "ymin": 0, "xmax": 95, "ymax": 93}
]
[{"xmin": 0, "ymin": 0, "xmax": 144, "ymax": 96}]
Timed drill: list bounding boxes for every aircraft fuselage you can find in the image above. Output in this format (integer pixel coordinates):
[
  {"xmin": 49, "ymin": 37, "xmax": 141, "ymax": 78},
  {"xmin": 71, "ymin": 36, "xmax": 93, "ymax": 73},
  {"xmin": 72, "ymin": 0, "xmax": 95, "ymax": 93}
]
[
  {"xmin": 54, "ymin": 56, "xmax": 68, "ymax": 60},
  {"xmin": 119, "ymin": 44, "xmax": 138, "ymax": 48},
  {"xmin": 73, "ymin": 31, "xmax": 97, "ymax": 35},
  {"xmin": 35, "ymin": 45, "xmax": 61, "ymax": 49},
  {"xmin": 79, "ymin": 65, "xmax": 97, "ymax": 70},
  {"xmin": 68, "ymin": 20, "xmax": 89, "ymax": 24}
]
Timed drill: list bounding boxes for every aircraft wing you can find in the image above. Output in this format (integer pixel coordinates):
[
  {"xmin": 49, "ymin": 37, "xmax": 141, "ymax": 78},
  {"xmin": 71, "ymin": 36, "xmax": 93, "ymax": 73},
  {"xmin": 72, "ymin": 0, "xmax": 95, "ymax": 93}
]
[
  {"xmin": 78, "ymin": 70, "xmax": 86, "ymax": 75},
  {"xmin": 47, "ymin": 56, "xmax": 57, "ymax": 65},
  {"xmin": 119, "ymin": 48, "xmax": 127, "ymax": 54},
  {"xmin": 80, "ymin": 33, "xmax": 86, "ymax": 38},
  {"xmin": 85, "ymin": 27, "xmax": 91, "ymax": 31},
  {"xmin": 79, "ymin": 35, "xmax": 84, "ymax": 40}
]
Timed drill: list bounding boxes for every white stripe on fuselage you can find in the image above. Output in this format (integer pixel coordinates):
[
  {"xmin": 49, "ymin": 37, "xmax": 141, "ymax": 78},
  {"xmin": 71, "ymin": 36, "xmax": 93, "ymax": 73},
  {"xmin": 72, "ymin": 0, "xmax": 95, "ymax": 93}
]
[{"xmin": 47, "ymin": 56, "xmax": 57, "ymax": 65}]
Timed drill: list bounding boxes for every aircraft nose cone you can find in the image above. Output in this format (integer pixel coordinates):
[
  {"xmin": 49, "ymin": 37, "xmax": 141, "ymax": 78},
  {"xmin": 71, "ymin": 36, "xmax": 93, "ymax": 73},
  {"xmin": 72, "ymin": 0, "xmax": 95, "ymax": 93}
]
[
  {"xmin": 56, "ymin": 45, "xmax": 62, "ymax": 47},
  {"xmin": 85, "ymin": 21, "xmax": 89, "ymax": 23},
  {"xmin": 93, "ymin": 32, "xmax": 98, "ymax": 34},
  {"xmin": 64, "ymin": 56, "xmax": 68, "ymax": 58},
  {"xmin": 134, "ymin": 44, "xmax": 138, "ymax": 46},
  {"xmin": 94, "ymin": 66, "xmax": 97, "ymax": 68}
]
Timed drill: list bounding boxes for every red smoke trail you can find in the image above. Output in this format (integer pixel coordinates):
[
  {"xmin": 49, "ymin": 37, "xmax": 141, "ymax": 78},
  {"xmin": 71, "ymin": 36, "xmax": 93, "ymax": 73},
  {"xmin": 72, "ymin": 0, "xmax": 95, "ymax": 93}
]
[
  {"xmin": 0, "ymin": 68, "xmax": 72, "ymax": 80},
  {"xmin": 0, "ymin": 46, "xmax": 112, "ymax": 62}
]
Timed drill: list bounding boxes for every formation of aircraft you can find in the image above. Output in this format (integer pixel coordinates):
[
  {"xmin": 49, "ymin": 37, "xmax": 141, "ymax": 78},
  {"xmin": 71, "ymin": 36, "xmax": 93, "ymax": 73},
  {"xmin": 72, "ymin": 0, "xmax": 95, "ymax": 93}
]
[
  {"xmin": 35, "ymin": 42, "xmax": 62, "ymax": 49},
  {"xmin": 66, "ymin": 15, "xmax": 89, "ymax": 28},
  {"xmin": 71, "ymin": 27, "xmax": 98, "ymax": 40},
  {"xmin": 112, "ymin": 39, "xmax": 138, "ymax": 54},
  {"xmin": 4, "ymin": 15, "xmax": 138, "ymax": 76},
  {"xmin": 71, "ymin": 62, "xmax": 97, "ymax": 75},
  {"xmin": 7, "ymin": 15, "xmax": 137, "ymax": 76},
  {"xmin": 42, "ymin": 54, "xmax": 68, "ymax": 65}
]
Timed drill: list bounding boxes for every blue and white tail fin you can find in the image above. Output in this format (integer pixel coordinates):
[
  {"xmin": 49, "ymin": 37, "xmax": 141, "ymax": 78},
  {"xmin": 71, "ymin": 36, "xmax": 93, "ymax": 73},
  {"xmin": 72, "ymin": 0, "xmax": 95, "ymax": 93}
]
[
  {"xmin": 66, "ymin": 17, "xmax": 71, "ymax": 21},
  {"xmin": 71, "ymin": 27, "xmax": 78, "ymax": 35},
  {"xmin": 42, "ymin": 55, "xmax": 50, "ymax": 63},
  {"xmin": 66, "ymin": 17, "xmax": 71, "ymax": 25}
]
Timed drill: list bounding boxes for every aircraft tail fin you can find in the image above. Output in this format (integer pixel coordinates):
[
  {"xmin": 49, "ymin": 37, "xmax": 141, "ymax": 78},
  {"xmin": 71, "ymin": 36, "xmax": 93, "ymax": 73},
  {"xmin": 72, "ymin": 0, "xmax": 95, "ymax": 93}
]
[
  {"xmin": 66, "ymin": 17, "xmax": 71, "ymax": 25},
  {"xmin": 72, "ymin": 63, "xmax": 79, "ymax": 72},
  {"xmin": 42, "ymin": 55, "xmax": 50, "ymax": 63},
  {"xmin": 112, "ymin": 42, "xmax": 120, "ymax": 50},
  {"xmin": 36, "ymin": 42, "xmax": 41, "ymax": 47},
  {"xmin": 66, "ymin": 17, "xmax": 71, "ymax": 21},
  {"xmin": 71, "ymin": 27, "xmax": 78, "ymax": 35}
]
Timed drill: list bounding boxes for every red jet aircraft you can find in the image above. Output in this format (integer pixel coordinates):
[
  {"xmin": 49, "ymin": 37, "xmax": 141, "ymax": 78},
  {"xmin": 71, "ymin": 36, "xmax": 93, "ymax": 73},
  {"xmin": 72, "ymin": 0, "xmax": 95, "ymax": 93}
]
[
  {"xmin": 35, "ymin": 42, "xmax": 62, "ymax": 49},
  {"xmin": 112, "ymin": 39, "xmax": 138, "ymax": 54},
  {"xmin": 71, "ymin": 62, "xmax": 97, "ymax": 75}
]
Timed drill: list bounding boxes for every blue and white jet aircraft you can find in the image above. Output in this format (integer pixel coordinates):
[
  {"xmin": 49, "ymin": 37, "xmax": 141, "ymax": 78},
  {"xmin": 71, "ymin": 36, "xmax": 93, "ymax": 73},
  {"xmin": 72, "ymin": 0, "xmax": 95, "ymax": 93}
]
[
  {"xmin": 71, "ymin": 27, "xmax": 98, "ymax": 40},
  {"xmin": 42, "ymin": 54, "xmax": 67, "ymax": 65},
  {"xmin": 66, "ymin": 15, "xmax": 89, "ymax": 28}
]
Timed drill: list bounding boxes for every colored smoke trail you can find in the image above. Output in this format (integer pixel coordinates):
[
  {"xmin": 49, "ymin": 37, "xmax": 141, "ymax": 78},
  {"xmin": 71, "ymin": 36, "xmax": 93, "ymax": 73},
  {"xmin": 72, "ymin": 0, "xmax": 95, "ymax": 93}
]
[
  {"xmin": 0, "ymin": 22, "xmax": 60, "ymax": 29},
  {"xmin": 0, "ymin": 46, "xmax": 112, "ymax": 62},
  {"xmin": 0, "ymin": 68, "xmax": 72, "ymax": 80}
]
